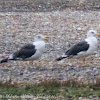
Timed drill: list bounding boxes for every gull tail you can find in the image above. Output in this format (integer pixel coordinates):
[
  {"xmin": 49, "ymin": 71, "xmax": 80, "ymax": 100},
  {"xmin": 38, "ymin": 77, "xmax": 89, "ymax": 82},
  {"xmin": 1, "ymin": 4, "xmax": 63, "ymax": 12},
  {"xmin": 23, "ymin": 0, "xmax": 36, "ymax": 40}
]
[
  {"xmin": 56, "ymin": 56, "xmax": 67, "ymax": 61},
  {"xmin": 0, "ymin": 58, "xmax": 9, "ymax": 63}
]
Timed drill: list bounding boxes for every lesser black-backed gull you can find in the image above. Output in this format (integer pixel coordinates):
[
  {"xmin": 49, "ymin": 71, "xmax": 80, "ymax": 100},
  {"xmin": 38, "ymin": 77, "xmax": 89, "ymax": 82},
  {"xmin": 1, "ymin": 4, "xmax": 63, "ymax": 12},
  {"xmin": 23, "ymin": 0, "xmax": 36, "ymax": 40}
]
[
  {"xmin": 0, "ymin": 34, "xmax": 48, "ymax": 63},
  {"xmin": 56, "ymin": 30, "xmax": 100, "ymax": 66}
]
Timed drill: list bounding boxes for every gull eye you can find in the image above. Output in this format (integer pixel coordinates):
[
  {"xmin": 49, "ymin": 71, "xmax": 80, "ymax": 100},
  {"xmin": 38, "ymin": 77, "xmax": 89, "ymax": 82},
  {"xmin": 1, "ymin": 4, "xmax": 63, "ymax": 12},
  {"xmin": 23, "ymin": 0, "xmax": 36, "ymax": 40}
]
[
  {"xmin": 91, "ymin": 32, "xmax": 94, "ymax": 34},
  {"xmin": 37, "ymin": 36, "xmax": 41, "ymax": 38}
]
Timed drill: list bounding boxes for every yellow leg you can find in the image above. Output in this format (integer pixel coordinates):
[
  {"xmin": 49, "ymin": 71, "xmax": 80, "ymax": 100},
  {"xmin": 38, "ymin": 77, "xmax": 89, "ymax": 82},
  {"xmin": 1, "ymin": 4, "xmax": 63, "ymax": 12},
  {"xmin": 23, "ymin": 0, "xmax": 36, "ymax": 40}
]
[
  {"xmin": 29, "ymin": 61, "xmax": 40, "ymax": 67},
  {"xmin": 82, "ymin": 58, "xmax": 86, "ymax": 67},
  {"xmin": 27, "ymin": 61, "xmax": 34, "ymax": 67}
]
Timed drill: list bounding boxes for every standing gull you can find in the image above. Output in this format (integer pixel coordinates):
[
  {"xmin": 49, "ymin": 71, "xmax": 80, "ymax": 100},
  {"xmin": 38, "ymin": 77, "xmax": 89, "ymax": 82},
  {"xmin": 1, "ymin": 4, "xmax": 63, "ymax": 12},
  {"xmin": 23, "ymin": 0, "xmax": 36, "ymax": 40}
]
[
  {"xmin": 56, "ymin": 30, "xmax": 100, "ymax": 66},
  {"xmin": 0, "ymin": 34, "xmax": 48, "ymax": 63}
]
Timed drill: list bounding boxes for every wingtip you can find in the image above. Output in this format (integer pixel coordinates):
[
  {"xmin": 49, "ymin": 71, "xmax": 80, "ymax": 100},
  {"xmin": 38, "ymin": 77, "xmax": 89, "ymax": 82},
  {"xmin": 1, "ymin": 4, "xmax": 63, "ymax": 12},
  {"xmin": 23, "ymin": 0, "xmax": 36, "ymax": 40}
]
[
  {"xmin": 0, "ymin": 58, "xmax": 8, "ymax": 63},
  {"xmin": 56, "ymin": 57, "xmax": 67, "ymax": 61},
  {"xmin": 56, "ymin": 58, "xmax": 62, "ymax": 61}
]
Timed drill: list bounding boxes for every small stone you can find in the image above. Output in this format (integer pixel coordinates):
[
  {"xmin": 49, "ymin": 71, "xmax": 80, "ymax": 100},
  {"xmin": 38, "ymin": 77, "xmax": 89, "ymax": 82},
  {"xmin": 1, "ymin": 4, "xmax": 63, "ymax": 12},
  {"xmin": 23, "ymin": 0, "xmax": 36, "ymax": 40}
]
[{"xmin": 77, "ymin": 27, "xmax": 82, "ymax": 30}]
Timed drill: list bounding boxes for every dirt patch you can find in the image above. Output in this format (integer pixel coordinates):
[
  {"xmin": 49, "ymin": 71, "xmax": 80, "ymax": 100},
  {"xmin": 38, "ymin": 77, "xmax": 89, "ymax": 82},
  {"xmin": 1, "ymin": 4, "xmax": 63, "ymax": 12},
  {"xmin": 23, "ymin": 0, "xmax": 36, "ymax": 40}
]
[{"xmin": 0, "ymin": 0, "xmax": 100, "ymax": 12}]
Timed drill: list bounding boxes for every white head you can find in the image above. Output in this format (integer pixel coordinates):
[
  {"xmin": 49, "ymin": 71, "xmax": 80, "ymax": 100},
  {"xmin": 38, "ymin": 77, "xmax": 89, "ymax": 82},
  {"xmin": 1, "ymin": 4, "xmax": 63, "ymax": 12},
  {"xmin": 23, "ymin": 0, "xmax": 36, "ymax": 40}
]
[
  {"xmin": 87, "ymin": 30, "xmax": 97, "ymax": 38},
  {"xmin": 34, "ymin": 34, "xmax": 48, "ymax": 41},
  {"xmin": 87, "ymin": 30, "xmax": 100, "ymax": 38}
]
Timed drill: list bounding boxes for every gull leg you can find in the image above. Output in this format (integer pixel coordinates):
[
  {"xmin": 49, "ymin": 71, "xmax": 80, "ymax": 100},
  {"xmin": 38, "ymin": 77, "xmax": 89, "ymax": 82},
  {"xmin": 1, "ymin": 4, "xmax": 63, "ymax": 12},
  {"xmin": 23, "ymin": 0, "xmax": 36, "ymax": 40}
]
[
  {"xmin": 87, "ymin": 57, "xmax": 94, "ymax": 67},
  {"xmin": 27, "ymin": 61, "xmax": 33, "ymax": 67},
  {"xmin": 27, "ymin": 61, "xmax": 40, "ymax": 67},
  {"xmin": 34, "ymin": 61, "xmax": 40, "ymax": 67},
  {"xmin": 82, "ymin": 58, "xmax": 86, "ymax": 67}
]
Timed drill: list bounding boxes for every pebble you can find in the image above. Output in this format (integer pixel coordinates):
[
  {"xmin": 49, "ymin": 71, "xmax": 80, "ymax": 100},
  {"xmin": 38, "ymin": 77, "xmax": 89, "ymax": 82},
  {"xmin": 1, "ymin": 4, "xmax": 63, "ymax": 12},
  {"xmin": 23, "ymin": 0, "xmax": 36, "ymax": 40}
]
[{"xmin": 0, "ymin": 8, "xmax": 100, "ymax": 85}]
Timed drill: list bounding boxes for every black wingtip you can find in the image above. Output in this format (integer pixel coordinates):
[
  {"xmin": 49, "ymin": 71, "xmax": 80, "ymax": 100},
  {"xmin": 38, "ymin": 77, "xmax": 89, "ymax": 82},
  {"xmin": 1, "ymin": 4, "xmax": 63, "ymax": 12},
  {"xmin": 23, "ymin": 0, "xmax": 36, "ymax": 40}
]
[
  {"xmin": 0, "ymin": 58, "xmax": 8, "ymax": 63},
  {"xmin": 56, "ymin": 57, "xmax": 67, "ymax": 61}
]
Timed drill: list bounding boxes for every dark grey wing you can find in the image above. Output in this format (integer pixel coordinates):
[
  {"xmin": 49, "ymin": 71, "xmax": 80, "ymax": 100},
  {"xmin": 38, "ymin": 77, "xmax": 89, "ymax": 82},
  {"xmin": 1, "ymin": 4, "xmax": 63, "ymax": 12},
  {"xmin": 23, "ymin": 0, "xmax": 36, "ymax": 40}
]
[
  {"xmin": 65, "ymin": 41, "xmax": 89, "ymax": 56},
  {"xmin": 21, "ymin": 44, "xmax": 35, "ymax": 49},
  {"xmin": 13, "ymin": 44, "xmax": 36, "ymax": 60}
]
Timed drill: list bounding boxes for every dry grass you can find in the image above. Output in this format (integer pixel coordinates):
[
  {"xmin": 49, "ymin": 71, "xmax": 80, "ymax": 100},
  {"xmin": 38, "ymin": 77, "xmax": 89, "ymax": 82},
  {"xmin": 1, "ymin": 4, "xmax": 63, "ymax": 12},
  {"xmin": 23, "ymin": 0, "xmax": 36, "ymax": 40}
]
[
  {"xmin": 2, "ymin": 77, "xmax": 100, "ymax": 87},
  {"xmin": 0, "ymin": 78, "xmax": 99, "ymax": 99}
]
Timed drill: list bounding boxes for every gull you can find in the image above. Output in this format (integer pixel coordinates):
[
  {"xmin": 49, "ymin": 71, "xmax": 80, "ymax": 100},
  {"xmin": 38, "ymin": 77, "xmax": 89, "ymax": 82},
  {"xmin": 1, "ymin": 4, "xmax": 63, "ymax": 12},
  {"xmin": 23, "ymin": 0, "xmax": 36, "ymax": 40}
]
[
  {"xmin": 56, "ymin": 30, "xmax": 100, "ymax": 66},
  {"xmin": 0, "ymin": 34, "xmax": 48, "ymax": 63}
]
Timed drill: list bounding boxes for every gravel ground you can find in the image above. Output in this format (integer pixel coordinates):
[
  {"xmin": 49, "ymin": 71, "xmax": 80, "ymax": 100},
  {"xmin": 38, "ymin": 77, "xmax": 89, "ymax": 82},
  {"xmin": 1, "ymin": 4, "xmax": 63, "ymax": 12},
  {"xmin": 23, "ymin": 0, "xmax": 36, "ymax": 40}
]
[{"xmin": 0, "ymin": 9, "xmax": 100, "ymax": 85}]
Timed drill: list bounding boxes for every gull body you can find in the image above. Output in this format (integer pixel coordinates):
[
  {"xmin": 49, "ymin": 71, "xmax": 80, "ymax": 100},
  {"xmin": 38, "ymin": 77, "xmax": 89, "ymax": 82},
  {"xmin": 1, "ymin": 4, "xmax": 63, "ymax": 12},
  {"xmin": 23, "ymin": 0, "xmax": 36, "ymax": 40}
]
[
  {"xmin": 0, "ymin": 34, "xmax": 48, "ymax": 63},
  {"xmin": 56, "ymin": 30, "xmax": 100, "ymax": 66}
]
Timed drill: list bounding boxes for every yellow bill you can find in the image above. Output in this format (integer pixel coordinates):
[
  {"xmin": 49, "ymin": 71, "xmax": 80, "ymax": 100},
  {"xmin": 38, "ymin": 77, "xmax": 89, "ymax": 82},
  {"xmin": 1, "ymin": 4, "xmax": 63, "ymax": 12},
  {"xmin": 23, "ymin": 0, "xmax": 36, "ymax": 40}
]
[
  {"xmin": 43, "ymin": 37, "xmax": 48, "ymax": 40},
  {"xmin": 96, "ymin": 33, "xmax": 100, "ymax": 36}
]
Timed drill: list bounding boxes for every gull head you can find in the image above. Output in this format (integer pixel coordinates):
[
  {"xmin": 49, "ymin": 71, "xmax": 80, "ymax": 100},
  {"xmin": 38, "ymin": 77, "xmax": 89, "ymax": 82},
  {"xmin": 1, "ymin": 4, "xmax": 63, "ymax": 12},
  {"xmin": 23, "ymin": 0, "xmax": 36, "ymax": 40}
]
[
  {"xmin": 87, "ymin": 30, "xmax": 98, "ymax": 38},
  {"xmin": 34, "ymin": 34, "xmax": 48, "ymax": 41},
  {"xmin": 87, "ymin": 30, "xmax": 100, "ymax": 38}
]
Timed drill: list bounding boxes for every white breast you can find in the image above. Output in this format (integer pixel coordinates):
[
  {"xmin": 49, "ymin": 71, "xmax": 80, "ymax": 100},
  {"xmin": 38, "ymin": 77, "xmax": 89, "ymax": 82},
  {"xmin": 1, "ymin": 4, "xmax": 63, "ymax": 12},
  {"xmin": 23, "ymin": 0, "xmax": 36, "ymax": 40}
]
[
  {"xmin": 27, "ymin": 41, "xmax": 46, "ymax": 60},
  {"xmin": 85, "ymin": 37, "xmax": 98, "ymax": 54},
  {"xmin": 77, "ymin": 37, "xmax": 98, "ymax": 57}
]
